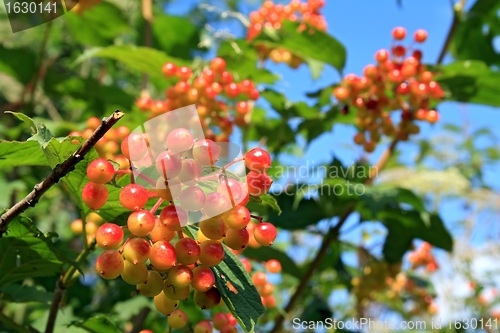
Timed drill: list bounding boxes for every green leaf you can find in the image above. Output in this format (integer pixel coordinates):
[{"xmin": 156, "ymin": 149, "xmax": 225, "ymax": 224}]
[
  {"xmin": 0, "ymin": 140, "xmax": 49, "ymax": 168},
  {"xmin": 6, "ymin": 112, "xmax": 54, "ymax": 148},
  {"xmin": 212, "ymin": 246, "xmax": 265, "ymax": 333},
  {"xmin": 451, "ymin": 0, "xmax": 500, "ymax": 66},
  {"xmin": 66, "ymin": 2, "xmax": 131, "ymax": 46},
  {"xmin": 380, "ymin": 209, "xmax": 453, "ymax": 262},
  {"xmin": 69, "ymin": 315, "xmax": 121, "ymax": 333},
  {"xmin": 74, "ymin": 45, "xmax": 190, "ymax": 80},
  {"xmin": 184, "ymin": 225, "xmax": 264, "ymax": 332},
  {"xmin": 258, "ymin": 194, "xmax": 282, "ymax": 215},
  {"xmin": 217, "ymin": 40, "xmax": 278, "ymax": 84},
  {"xmin": 254, "ymin": 20, "xmax": 346, "ymax": 73},
  {"xmin": 147, "ymin": 14, "xmax": 201, "ymax": 59},
  {"xmin": 0, "ymin": 45, "xmax": 37, "ymax": 84},
  {"xmin": 242, "ymin": 246, "xmax": 300, "ymax": 278},
  {"xmin": 0, "ymin": 215, "xmax": 66, "ymax": 287},
  {"xmin": 435, "ymin": 60, "xmax": 500, "ymax": 106},
  {"xmin": 0, "ymin": 284, "xmax": 53, "ymax": 303}
]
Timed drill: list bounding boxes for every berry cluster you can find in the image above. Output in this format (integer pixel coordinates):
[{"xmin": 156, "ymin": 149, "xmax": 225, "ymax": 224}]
[
  {"xmin": 79, "ymin": 126, "xmax": 277, "ymax": 317},
  {"xmin": 135, "ymin": 57, "xmax": 259, "ymax": 143},
  {"xmin": 69, "ymin": 117, "xmax": 130, "ymax": 169},
  {"xmin": 408, "ymin": 241, "xmax": 438, "ymax": 272},
  {"xmin": 333, "ymin": 27, "xmax": 444, "ymax": 152},
  {"xmin": 247, "ymin": 0, "xmax": 327, "ymax": 40},
  {"xmin": 351, "ymin": 261, "xmax": 438, "ymax": 316},
  {"xmin": 248, "ymin": 0, "xmax": 326, "ymax": 68}
]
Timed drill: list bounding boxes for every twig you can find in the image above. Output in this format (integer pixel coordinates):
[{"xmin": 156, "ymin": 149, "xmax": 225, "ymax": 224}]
[
  {"xmin": 129, "ymin": 307, "xmax": 151, "ymax": 333},
  {"xmin": 269, "ymin": 138, "xmax": 399, "ymax": 333},
  {"xmin": 0, "ymin": 110, "xmax": 125, "ymax": 236},
  {"xmin": 46, "ymin": 239, "xmax": 96, "ymax": 333},
  {"xmin": 436, "ymin": 0, "xmax": 467, "ymax": 65}
]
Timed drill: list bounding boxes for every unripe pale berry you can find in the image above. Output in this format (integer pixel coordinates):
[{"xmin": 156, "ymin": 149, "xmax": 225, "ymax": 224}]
[
  {"xmin": 194, "ymin": 320, "xmax": 213, "ymax": 333},
  {"xmin": 254, "ymin": 223, "xmax": 277, "ymax": 246},
  {"xmin": 168, "ymin": 309, "xmax": 188, "ymax": 329},
  {"xmin": 155, "ymin": 151, "xmax": 182, "ymax": 179},
  {"xmin": 191, "ymin": 266, "xmax": 216, "ymax": 292},
  {"xmin": 165, "ymin": 128, "xmax": 194, "ymax": 154},
  {"xmin": 121, "ymin": 261, "xmax": 148, "ymax": 285},
  {"xmin": 123, "ymin": 237, "xmax": 151, "ymax": 264},
  {"xmin": 245, "ymin": 148, "xmax": 271, "ymax": 173},
  {"xmin": 87, "ymin": 159, "xmax": 115, "ymax": 184},
  {"xmin": 155, "ymin": 177, "xmax": 180, "ymax": 202},
  {"xmin": 179, "ymin": 186, "xmax": 205, "ymax": 211},
  {"xmin": 177, "ymin": 158, "xmax": 202, "ymax": 185},
  {"xmin": 82, "ymin": 182, "xmax": 108, "ymax": 210},
  {"xmin": 149, "ymin": 241, "xmax": 177, "ymax": 271},
  {"xmin": 119, "ymin": 184, "xmax": 148, "ymax": 211},
  {"xmin": 217, "ymin": 179, "xmax": 247, "ymax": 206},
  {"xmin": 199, "ymin": 240, "xmax": 225, "ymax": 267},
  {"xmin": 223, "ymin": 205, "xmax": 250, "ymax": 229},
  {"xmin": 167, "ymin": 265, "xmax": 193, "ymax": 288},
  {"xmin": 193, "ymin": 139, "xmax": 220, "ymax": 166},
  {"xmin": 150, "ymin": 218, "xmax": 176, "ymax": 243},
  {"xmin": 163, "ymin": 281, "xmax": 190, "ymax": 301},
  {"xmin": 96, "ymin": 250, "xmax": 124, "ymax": 280},
  {"xmin": 220, "ymin": 324, "xmax": 238, "ymax": 333},
  {"xmin": 96, "ymin": 223, "xmax": 123, "ymax": 250},
  {"xmin": 175, "ymin": 237, "xmax": 201, "ymax": 265},
  {"xmin": 200, "ymin": 217, "xmax": 227, "ymax": 240},
  {"xmin": 121, "ymin": 133, "xmax": 148, "ymax": 161},
  {"xmin": 137, "ymin": 270, "xmax": 163, "ymax": 297},
  {"xmin": 154, "ymin": 291, "xmax": 179, "ymax": 315},
  {"xmin": 224, "ymin": 228, "xmax": 249, "ymax": 250},
  {"xmin": 213, "ymin": 313, "xmax": 230, "ymax": 330},
  {"xmin": 203, "ymin": 192, "xmax": 230, "ymax": 217},
  {"xmin": 127, "ymin": 210, "xmax": 155, "ymax": 236}
]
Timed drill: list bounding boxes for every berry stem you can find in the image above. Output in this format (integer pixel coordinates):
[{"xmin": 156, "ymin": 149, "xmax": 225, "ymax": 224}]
[
  {"xmin": 149, "ymin": 198, "xmax": 165, "ymax": 214},
  {"xmin": 0, "ymin": 110, "xmax": 125, "ymax": 236},
  {"xmin": 119, "ymin": 235, "xmax": 133, "ymax": 254},
  {"xmin": 250, "ymin": 215, "xmax": 263, "ymax": 223},
  {"xmin": 270, "ymin": 138, "xmax": 400, "ymax": 333},
  {"xmin": 177, "ymin": 230, "xmax": 184, "ymax": 239},
  {"xmin": 128, "ymin": 159, "xmax": 135, "ymax": 184},
  {"xmin": 197, "ymin": 157, "xmax": 245, "ymax": 182}
]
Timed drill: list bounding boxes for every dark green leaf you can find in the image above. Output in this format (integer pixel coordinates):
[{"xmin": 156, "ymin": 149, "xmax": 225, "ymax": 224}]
[
  {"xmin": 380, "ymin": 209, "xmax": 453, "ymax": 262},
  {"xmin": 75, "ymin": 45, "xmax": 189, "ymax": 80},
  {"xmin": 6, "ymin": 112, "xmax": 54, "ymax": 148},
  {"xmin": 69, "ymin": 315, "xmax": 121, "ymax": 333},
  {"xmin": 0, "ymin": 45, "xmax": 37, "ymax": 84},
  {"xmin": 0, "ymin": 140, "xmax": 49, "ymax": 168},
  {"xmin": 0, "ymin": 215, "xmax": 65, "ymax": 287},
  {"xmin": 212, "ymin": 245, "xmax": 265, "ymax": 333},
  {"xmin": 254, "ymin": 20, "xmax": 346, "ymax": 73},
  {"xmin": 436, "ymin": 60, "xmax": 500, "ymax": 106},
  {"xmin": 66, "ymin": 2, "xmax": 131, "ymax": 46},
  {"xmin": 451, "ymin": 0, "xmax": 500, "ymax": 66},
  {"xmin": 217, "ymin": 40, "xmax": 278, "ymax": 84}
]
